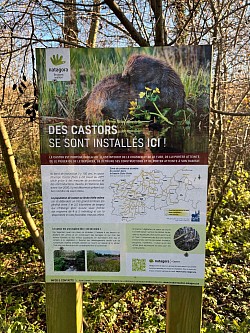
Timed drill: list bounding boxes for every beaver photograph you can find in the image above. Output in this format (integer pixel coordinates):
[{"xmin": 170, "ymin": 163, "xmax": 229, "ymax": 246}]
[
  {"xmin": 39, "ymin": 46, "xmax": 211, "ymax": 154},
  {"xmin": 85, "ymin": 53, "xmax": 187, "ymax": 123},
  {"xmin": 85, "ymin": 73, "xmax": 137, "ymax": 122}
]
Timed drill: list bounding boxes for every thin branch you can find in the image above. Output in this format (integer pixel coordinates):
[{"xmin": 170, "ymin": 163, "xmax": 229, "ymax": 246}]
[
  {"xmin": 211, "ymin": 108, "xmax": 250, "ymax": 116},
  {"xmin": 104, "ymin": 285, "xmax": 132, "ymax": 311},
  {"xmin": 211, "ymin": 85, "xmax": 250, "ymax": 116},
  {"xmin": 148, "ymin": 0, "xmax": 164, "ymax": 45},
  {"xmin": 103, "ymin": 0, "xmax": 150, "ymax": 46},
  {"xmin": 50, "ymin": 0, "xmax": 106, "ymax": 7},
  {"xmin": 207, "ymin": 153, "xmax": 239, "ymax": 238},
  {"xmin": 126, "ymin": 0, "xmax": 150, "ymax": 44},
  {"xmin": 0, "ymin": 115, "xmax": 32, "ymax": 119},
  {"xmin": 168, "ymin": 0, "xmax": 202, "ymax": 46},
  {"xmin": 1, "ymin": 281, "xmax": 45, "ymax": 295}
]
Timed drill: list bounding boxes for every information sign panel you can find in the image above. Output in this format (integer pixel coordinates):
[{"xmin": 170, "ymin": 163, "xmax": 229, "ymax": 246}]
[{"xmin": 37, "ymin": 46, "xmax": 212, "ymax": 285}]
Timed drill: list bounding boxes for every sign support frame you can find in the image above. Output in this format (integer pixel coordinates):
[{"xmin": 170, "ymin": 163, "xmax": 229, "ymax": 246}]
[
  {"xmin": 166, "ymin": 285, "xmax": 203, "ymax": 333},
  {"xmin": 46, "ymin": 282, "xmax": 83, "ymax": 333}
]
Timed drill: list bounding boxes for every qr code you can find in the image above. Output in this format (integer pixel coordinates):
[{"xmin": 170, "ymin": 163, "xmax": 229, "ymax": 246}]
[{"xmin": 132, "ymin": 258, "xmax": 146, "ymax": 272}]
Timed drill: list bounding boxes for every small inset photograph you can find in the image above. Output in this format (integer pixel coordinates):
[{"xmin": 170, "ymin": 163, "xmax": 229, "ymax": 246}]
[
  {"xmin": 54, "ymin": 247, "xmax": 85, "ymax": 272},
  {"xmin": 174, "ymin": 227, "xmax": 200, "ymax": 251},
  {"xmin": 87, "ymin": 250, "xmax": 120, "ymax": 272}
]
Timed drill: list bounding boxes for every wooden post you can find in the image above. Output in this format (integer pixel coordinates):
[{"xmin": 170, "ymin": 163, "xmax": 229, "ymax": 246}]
[
  {"xmin": 46, "ymin": 283, "xmax": 83, "ymax": 333},
  {"xmin": 166, "ymin": 285, "xmax": 203, "ymax": 333}
]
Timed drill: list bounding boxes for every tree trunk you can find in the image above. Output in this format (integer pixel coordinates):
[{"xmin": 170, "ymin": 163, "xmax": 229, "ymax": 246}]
[
  {"xmin": 63, "ymin": 0, "xmax": 78, "ymax": 46},
  {"xmin": 148, "ymin": 0, "xmax": 164, "ymax": 45},
  {"xmin": 0, "ymin": 115, "xmax": 45, "ymax": 260},
  {"xmin": 175, "ymin": 0, "xmax": 187, "ymax": 44},
  {"xmin": 87, "ymin": 0, "xmax": 101, "ymax": 47}
]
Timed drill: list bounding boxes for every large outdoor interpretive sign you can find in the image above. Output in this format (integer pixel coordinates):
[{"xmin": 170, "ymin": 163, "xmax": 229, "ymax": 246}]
[{"xmin": 36, "ymin": 46, "xmax": 212, "ymax": 286}]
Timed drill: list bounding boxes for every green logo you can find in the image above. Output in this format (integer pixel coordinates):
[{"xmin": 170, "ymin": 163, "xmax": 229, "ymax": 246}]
[
  {"xmin": 50, "ymin": 54, "xmax": 66, "ymax": 66},
  {"xmin": 149, "ymin": 259, "xmax": 154, "ymax": 263}
]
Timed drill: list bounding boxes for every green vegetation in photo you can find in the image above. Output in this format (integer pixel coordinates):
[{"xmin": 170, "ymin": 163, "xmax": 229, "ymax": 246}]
[
  {"xmin": 54, "ymin": 257, "xmax": 66, "ymax": 271},
  {"xmin": 129, "ymin": 87, "xmax": 174, "ymax": 125},
  {"xmin": 87, "ymin": 251, "xmax": 120, "ymax": 272},
  {"xmin": 53, "ymin": 249, "xmax": 86, "ymax": 271},
  {"xmin": 128, "ymin": 86, "xmax": 195, "ymax": 130}
]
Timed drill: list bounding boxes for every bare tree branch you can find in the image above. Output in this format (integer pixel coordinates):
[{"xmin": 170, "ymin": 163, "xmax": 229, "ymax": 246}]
[
  {"xmin": 103, "ymin": 0, "xmax": 150, "ymax": 46},
  {"xmin": 148, "ymin": 0, "xmax": 164, "ymax": 45},
  {"xmin": 211, "ymin": 108, "xmax": 250, "ymax": 116}
]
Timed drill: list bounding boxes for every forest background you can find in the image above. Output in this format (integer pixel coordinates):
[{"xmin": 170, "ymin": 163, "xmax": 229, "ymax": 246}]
[{"xmin": 0, "ymin": 1, "xmax": 249, "ymax": 332}]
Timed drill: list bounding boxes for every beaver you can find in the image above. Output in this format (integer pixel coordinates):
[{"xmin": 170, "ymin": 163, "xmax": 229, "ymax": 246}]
[
  {"xmin": 85, "ymin": 73, "xmax": 137, "ymax": 122},
  {"xmin": 122, "ymin": 54, "xmax": 186, "ymax": 113}
]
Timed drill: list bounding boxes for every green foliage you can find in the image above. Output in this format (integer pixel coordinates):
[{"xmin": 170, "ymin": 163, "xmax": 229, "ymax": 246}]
[
  {"xmin": 82, "ymin": 284, "xmax": 167, "ymax": 332},
  {"xmin": 203, "ymin": 165, "xmax": 250, "ymax": 333},
  {"xmin": 128, "ymin": 64, "xmax": 207, "ymax": 129},
  {"xmin": 173, "ymin": 109, "xmax": 193, "ymax": 128},
  {"xmin": 0, "ymin": 153, "xmax": 46, "ymax": 333},
  {"xmin": 202, "ymin": 316, "xmax": 250, "ymax": 333},
  {"xmin": 0, "ymin": 295, "xmax": 45, "ymax": 333}
]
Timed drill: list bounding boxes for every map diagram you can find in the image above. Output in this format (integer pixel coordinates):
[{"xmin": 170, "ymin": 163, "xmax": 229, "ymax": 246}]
[{"xmin": 109, "ymin": 168, "xmax": 204, "ymax": 221}]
